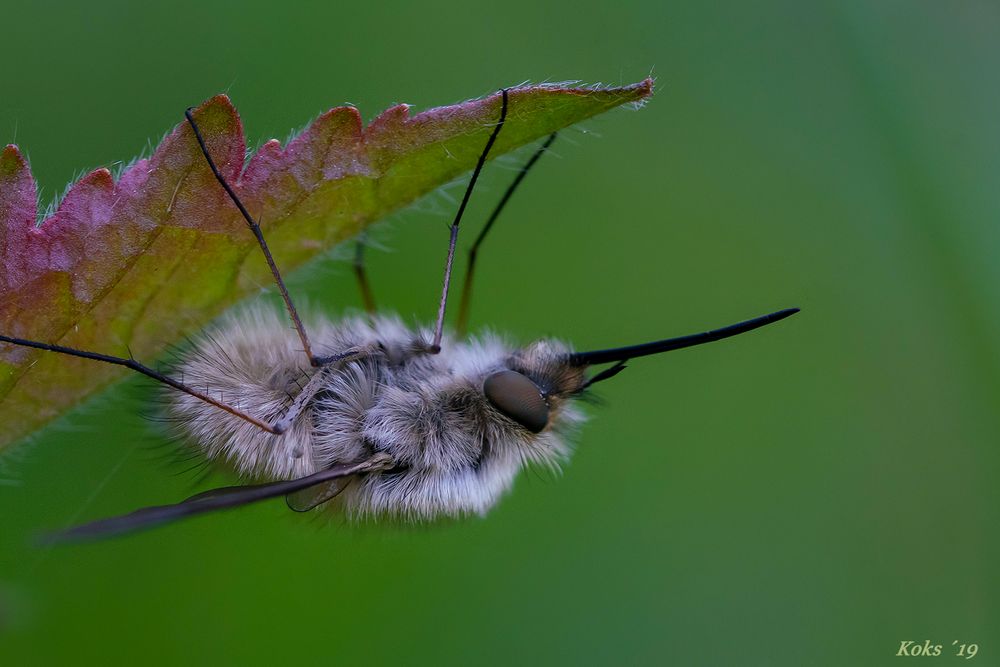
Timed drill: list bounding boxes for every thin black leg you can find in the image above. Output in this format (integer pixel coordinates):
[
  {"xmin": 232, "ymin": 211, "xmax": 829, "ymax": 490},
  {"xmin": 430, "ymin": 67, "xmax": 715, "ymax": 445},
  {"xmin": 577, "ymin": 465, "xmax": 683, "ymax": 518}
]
[
  {"xmin": 428, "ymin": 89, "xmax": 510, "ymax": 353},
  {"xmin": 456, "ymin": 132, "xmax": 557, "ymax": 336},
  {"xmin": 185, "ymin": 109, "xmax": 320, "ymax": 367},
  {"xmin": 353, "ymin": 239, "xmax": 377, "ymax": 316},
  {"xmin": 0, "ymin": 334, "xmax": 283, "ymax": 434}
]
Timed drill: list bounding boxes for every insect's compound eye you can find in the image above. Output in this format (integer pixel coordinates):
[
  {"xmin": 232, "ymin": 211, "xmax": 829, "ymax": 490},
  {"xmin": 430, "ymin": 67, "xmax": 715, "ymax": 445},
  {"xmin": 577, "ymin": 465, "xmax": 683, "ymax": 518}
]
[{"xmin": 483, "ymin": 370, "xmax": 549, "ymax": 433}]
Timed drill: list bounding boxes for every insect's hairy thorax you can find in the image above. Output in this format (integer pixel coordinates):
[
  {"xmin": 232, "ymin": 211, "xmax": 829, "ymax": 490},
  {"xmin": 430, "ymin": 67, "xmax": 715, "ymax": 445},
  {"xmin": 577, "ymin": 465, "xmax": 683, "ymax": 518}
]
[{"xmin": 167, "ymin": 306, "xmax": 586, "ymax": 520}]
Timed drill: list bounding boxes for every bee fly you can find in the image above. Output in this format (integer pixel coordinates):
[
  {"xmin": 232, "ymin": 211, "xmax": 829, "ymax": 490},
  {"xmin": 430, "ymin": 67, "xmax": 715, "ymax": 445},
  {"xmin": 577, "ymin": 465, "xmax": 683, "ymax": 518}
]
[{"xmin": 0, "ymin": 89, "xmax": 799, "ymax": 541}]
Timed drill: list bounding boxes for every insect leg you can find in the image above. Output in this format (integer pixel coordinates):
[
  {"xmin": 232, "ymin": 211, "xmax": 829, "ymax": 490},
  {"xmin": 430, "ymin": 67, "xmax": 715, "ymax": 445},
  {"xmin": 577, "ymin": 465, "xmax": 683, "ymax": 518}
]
[
  {"xmin": 428, "ymin": 88, "xmax": 510, "ymax": 353},
  {"xmin": 455, "ymin": 132, "xmax": 557, "ymax": 337},
  {"xmin": 272, "ymin": 347, "xmax": 373, "ymax": 431},
  {"xmin": 0, "ymin": 334, "xmax": 283, "ymax": 434},
  {"xmin": 353, "ymin": 237, "xmax": 377, "ymax": 316},
  {"xmin": 185, "ymin": 109, "xmax": 320, "ymax": 367}
]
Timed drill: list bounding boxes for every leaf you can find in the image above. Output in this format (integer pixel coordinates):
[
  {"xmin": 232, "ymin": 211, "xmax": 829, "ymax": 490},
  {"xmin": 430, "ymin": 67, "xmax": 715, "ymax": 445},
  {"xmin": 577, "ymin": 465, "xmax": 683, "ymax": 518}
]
[{"xmin": 0, "ymin": 80, "xmax": 653, "ymax": 452}]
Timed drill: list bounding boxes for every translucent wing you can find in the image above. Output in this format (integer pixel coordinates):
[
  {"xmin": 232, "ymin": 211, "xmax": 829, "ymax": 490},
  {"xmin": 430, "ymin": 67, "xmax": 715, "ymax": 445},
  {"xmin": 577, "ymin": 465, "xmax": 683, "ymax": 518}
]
[
  {"xmin": 41, "ymin": 454, "xmax": 393, "ymax": 543},
  {"xmin": 285, "ymin": 476, "xmax": 354, "ymax": 512}
]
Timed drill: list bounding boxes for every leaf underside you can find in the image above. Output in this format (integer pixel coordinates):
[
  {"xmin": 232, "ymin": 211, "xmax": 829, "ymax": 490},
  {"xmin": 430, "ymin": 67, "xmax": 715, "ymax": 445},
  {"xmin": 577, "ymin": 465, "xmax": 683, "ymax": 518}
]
[{"xmin": 0, "ymin": 80, "xmax": 653, "ymax": 452}]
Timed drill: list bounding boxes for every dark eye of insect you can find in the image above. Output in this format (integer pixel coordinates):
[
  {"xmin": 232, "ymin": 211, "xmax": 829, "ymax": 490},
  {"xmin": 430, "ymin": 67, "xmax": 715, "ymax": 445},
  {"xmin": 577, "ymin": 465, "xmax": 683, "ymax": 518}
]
[{"xmin": 483, "ymin": 370, "xmax": 550, "ymax": 433}]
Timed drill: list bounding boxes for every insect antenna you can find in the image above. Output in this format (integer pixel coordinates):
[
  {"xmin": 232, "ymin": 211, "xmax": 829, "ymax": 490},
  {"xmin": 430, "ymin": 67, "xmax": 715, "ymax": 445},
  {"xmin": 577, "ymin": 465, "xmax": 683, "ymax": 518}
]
[
  {"xmin": 184, "ymin": 108, "xmax": 320, "ymax": 367},
  {"xmin": 428, "ymin": 88, "xmax": 510, "ymax": 353},
  {"xmin": 456, "ymin": 132, "xmax": 558, "ymax": 337}
]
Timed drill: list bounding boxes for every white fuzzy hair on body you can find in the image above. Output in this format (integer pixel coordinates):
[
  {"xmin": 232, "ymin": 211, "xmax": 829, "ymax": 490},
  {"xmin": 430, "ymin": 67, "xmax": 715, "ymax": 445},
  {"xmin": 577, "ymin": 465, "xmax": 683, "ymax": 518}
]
[{"xmin": 169, "ymin": 305, "xmax": 587, "ymax": 521}]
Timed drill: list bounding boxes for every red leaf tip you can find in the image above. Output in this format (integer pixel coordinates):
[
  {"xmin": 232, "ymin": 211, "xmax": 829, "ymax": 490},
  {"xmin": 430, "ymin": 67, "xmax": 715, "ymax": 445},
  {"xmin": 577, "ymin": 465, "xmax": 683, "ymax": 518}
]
[
  {"xmin": 82, "ymin": 167, "xmax": 114, "ymax": 185},
  {"xmin": 187, "ymin": 94, "xmax": 241, "ymax": 134},
  {"xmin": 195, "ymin": 93, "xmax": 235, "ymax": 112},
  {"xmin": 0, "ymin": 144, "xmax": 29, "ymax": 177}
]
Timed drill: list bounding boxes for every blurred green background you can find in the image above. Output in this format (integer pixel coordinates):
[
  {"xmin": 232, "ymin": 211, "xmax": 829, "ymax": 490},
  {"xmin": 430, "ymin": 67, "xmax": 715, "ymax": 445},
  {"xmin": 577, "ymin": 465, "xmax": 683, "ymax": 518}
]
[{"xmin": 1, "ymin": 1, "xmax": 997, "ymax": 664}]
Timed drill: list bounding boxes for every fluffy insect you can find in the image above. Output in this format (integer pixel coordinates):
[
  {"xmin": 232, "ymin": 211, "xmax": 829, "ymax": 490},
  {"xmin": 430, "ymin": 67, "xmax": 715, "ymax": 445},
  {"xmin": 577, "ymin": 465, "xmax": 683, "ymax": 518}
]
[{"xmin": 1, "ymin": 89, "xmax": 798, "ymax": 541}]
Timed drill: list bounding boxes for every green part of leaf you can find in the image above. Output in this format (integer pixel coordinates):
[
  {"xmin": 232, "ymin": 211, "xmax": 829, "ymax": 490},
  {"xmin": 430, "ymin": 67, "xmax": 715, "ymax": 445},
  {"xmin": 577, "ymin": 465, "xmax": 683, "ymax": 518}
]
[{"xmin": 0, "ymin": 80, "xmax": 653, "ymax": 451}]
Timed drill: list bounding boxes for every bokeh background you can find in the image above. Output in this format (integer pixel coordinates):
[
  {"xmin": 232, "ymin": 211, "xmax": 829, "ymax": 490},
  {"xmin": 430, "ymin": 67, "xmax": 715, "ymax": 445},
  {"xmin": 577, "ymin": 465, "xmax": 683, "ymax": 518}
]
[{"xmin": 1, "ymin": 1, "xmax": 997, "ymax": 664}]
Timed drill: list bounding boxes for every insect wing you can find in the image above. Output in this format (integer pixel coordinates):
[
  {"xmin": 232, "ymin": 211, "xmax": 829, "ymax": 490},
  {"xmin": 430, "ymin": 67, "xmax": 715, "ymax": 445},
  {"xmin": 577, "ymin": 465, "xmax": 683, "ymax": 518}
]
[
  {"xmin": 42, "ymin": 454, "xmax": 393, "ymax": 543},
  {"xmin": 285, "ymin": 476, "xmax": 354, "ymax": 512}
]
